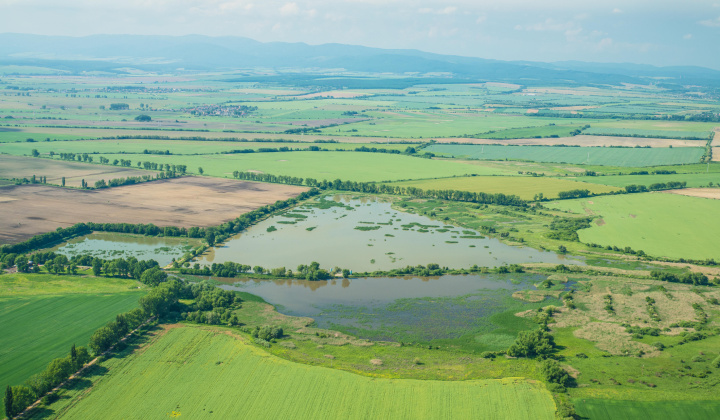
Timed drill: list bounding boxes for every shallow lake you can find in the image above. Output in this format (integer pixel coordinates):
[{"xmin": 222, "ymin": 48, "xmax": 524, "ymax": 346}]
[
  {"xmin": 220, "ymin": 273, "xmax": 555, "ymax": 348},
  {"xmin": 48, "ymin": 232, "xmax": 197, "ymax": 266},
  {"xmin": 198, "ymin": 195, "xmax": 582, "ymax": 272}
]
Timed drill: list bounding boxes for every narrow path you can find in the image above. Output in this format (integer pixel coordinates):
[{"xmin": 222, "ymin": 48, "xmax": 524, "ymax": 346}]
[{"xmin": 13, "ymin": 317, "xmax": 155, "ymax": 420}]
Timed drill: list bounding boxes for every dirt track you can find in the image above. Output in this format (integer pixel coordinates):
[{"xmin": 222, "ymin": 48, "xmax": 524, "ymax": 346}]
[{"xmin": 0, "ymin": 177, "xmax": 308, "ymax": 244}]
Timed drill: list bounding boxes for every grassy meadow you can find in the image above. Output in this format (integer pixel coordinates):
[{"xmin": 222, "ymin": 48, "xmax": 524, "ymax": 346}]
[
  {"xmin": 425, "ymin": 144, "xmax": 706, "ymax": 167},
  {"xmin": 37, "ymin": 326, "xmax": 556, "ymax": 420},
  {"xmin": 549, "ymin": 193, "xmax": 720, "ymax": 259},
  {"xmin": 62, "ymin": 151, "xmax": 510, "ymax": 181}
]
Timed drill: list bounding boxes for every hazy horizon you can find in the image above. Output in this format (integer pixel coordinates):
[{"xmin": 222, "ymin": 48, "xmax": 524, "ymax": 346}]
[{"xmin": 1, "ymin": 0, "xmax": 719, "ymax": 70}]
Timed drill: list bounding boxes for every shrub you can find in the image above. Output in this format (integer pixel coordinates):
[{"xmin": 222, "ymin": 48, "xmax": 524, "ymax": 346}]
[{"xmin": 507, "ymin": 329, "xmax": 556, "ymax": 359}]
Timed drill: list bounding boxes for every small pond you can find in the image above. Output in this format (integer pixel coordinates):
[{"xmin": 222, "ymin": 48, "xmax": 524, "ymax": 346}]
[
  {"xmin": 47, "ymin": 232, "xmax": 198, "ymax": 266},
  {"xmin": 198, "ymin": 195, "xmax": 582, "ymax": 272}
]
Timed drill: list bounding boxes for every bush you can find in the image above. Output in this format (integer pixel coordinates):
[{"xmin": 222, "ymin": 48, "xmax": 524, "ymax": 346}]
[
  {"xmin": 541, "ymin": 359, "xmax": 573, "ymax": 389},
  {"xmin": 507, "ymin": 329, "xmax": 556, "ymax": 359}
]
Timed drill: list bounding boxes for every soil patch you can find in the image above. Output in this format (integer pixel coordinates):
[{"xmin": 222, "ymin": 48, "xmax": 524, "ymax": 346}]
[
  {"xmin": 0, "ymin": 177, "xmax": 308, "ymax": 244},
  {"xmin": 665, "ymin": 188, "xmax": 720, "ymax": 200}
]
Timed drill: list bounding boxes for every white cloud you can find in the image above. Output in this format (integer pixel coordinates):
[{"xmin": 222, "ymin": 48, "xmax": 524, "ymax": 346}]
[
  {"xmin": 612, "ymin": 8, "xmax": 622, "ymax": 14},
  {"xmin": 476, "ymin": 15, "xmax": 486, "ymax": 24},
  {"xmin": 279, "ymin": 2, "xmax": 299, "ymax": 16},
  {"xmin": 699, "ymin": 16, "xmax": 720, "ymax": 26},
  {"xmin": 683, "ymin": 33, "xmax": 693, "ymax": 39}
]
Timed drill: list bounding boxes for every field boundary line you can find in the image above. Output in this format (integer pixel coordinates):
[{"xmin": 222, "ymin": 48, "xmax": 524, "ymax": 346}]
[{"xmin": 13, "ymin": 317, "xmax": 156, "ymax": 420}]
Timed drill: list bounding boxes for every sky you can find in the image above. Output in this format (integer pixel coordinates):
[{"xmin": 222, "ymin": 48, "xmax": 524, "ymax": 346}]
[{"xmin": 1, "ymin": 0, "xmax": 719, "ymax": 69}]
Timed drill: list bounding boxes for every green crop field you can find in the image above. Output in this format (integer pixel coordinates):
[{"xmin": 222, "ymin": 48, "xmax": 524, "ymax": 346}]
[
  {"xmin": 549, "ymin": 193, "xmax": 720, "ymax": 259},
  {"xmin": 39, "ymin": 326, "xmax": 556, "ymax": 419},
  {"xmin": 583, "ymin": 127, "xmax": 713, "ymax": 140},
  {"xmin": 0, "ymin": 273, "xmax": 144, "ymax": 414},
  {"xmin": 317, "ymin": 113, "xmax": 570, "ymax": 138},
  {"xmin": 0, "ymin": 131, "xmax": 87, "ymax": 143},
  {"xmin": 574, "ymin": 399, "xmax": 720, "ymax": 420},
  {"xmin": 425, "ymin": 144, "xmax": 706, "ymax": 167},
  {"xmin": 389, "ymin": 176, "xmax": 620, "ymax": 200},
  {"xmin": 0, "ymin": 139, "xmax": 412, "ymax": 157},
  {"xmin": 570, "ymin": 173, "xmax": 720, "ymax": 188},
  {"xmin": 66, "ymin": 151, "xmax": 510, "ymax": 182}
]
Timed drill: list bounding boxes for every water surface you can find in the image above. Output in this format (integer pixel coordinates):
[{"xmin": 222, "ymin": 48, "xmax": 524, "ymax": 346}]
[
  {"xmin": 198, "ymin": 195, "xmax": 581, "ymax": 271},
  {"xmin": 49, "ymin": 232, "xmax": 197, "ymax": 266}
]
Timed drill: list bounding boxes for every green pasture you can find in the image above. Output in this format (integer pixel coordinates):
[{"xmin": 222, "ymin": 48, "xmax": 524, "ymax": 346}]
[
  {"xmin": 583, "ymin": 127, "xmax": 713, "ymax": 140},
  {"xmin": 549, "ymin": 193, "xmax": 720, "ymax": 259},
  {"xmin": 389, "ymin": 176, "xmax": 620, "ymax": 200},
  {"xmin": 574, "ymin": 399, "xmax": 720, "ymax": 420},
  {"xmin": 0, "ymin": 139, "xmax": 412, "ymax": 156},
  {"xmin": 0, "ymin": 131, "xmax": 86, "ymax": 143},
  {"xmin": 426, "ymin": 144, "xmax": 705, "ymax": 167},
  {"xmin": 590, "ymin": 119, "xmax": 719, "ymax": 134},
  {"xmin": 39, "ymin": 326, "xmax": 555, "ymax": 419},
  {"xmin": 78, "ymin": 151, "xmax": 510, "ymax": 182},
  {"xmin": 318, "ymin": 113, "xmax": 569, "ymax": 138},
  {"xmin": 573, "ymin": 172, "xmax": 720, "ymax": 188},
  {"xmin": 0, "ymin": 273, "xmax": 144, "ymax": 414}
]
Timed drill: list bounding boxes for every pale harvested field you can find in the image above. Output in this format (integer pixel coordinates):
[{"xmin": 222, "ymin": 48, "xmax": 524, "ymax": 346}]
[
  {"xmin": 665, "ymin": 188, "xmax": 720, "ymax": 200},
  {"xmin": 0, "ymin": 177, "xmax": 307, "ymax": 244},
  {"xmin": 292, "ymin": 91, "xmax": 369, "ymax": 99},
  {"xmin": 713, "ymin": 147, "xmax": 720, "ymax": 162},
  {"xmin": 0, "ymin": 155, "xmax": 156, "ymax": 188},
  {"xmin": 432, "ymin": 135, "xmax": 703, "ymax": 148}
]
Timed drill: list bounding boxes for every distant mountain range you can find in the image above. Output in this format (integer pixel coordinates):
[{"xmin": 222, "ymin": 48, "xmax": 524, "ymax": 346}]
[{"xmin": 1, "ymin": 33, "xmax": 719, "ymax": 88}]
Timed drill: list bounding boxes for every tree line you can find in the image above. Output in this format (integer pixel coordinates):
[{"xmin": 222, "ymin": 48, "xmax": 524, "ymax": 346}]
[
  {"xmin": 232, "ymin": 171, "xmax": 528, "ymax": 207},
  {"xmin": 4, "ymin": 344, "xmax": 93, "ymax": 418}
]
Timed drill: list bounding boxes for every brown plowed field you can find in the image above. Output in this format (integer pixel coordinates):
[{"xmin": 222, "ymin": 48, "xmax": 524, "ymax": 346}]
[
  {"xmin": 0, "ymin": 177, "xmax": 308, "ymax": 244},
  {"xmin": 432, "ymin": 135, "xmax": 704, "ymax": 148},
  {"xmin": 0, "ymin": 155, "xmax": 156, "ymax": 188}
]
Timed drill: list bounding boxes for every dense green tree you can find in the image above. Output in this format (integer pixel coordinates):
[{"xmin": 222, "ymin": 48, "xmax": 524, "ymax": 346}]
[
  {"xmin": 140, "ymin": 267, "xmax": 167, "ymax": 286},
  {"xmin": 205, "ymin": 229, "xmax": 215, "ymax": 246},
  {"xmin": 14, "ymin": 255, "xmax": 29, "ymax": 273},
  {"xmin": 92, "ymin": 258, "xmax": 102, "ymax": 276},
  {"xmin": 5, "ymin": 386, "xmax": 13, "ymax": 418},
  {"xmin": 507, "ymin": 329, "xmax": 556, "ymax": 359},
  {"xmin": 10, "ymin": 386, "xmax": 34, "ymax": 418},
  {"xmin": 89, "ymin": 326, "xmax": 116, "ymax": 355},
  {"xmin": 134, "ymin": 114, "xmax": 151, "ymax": 122}
]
